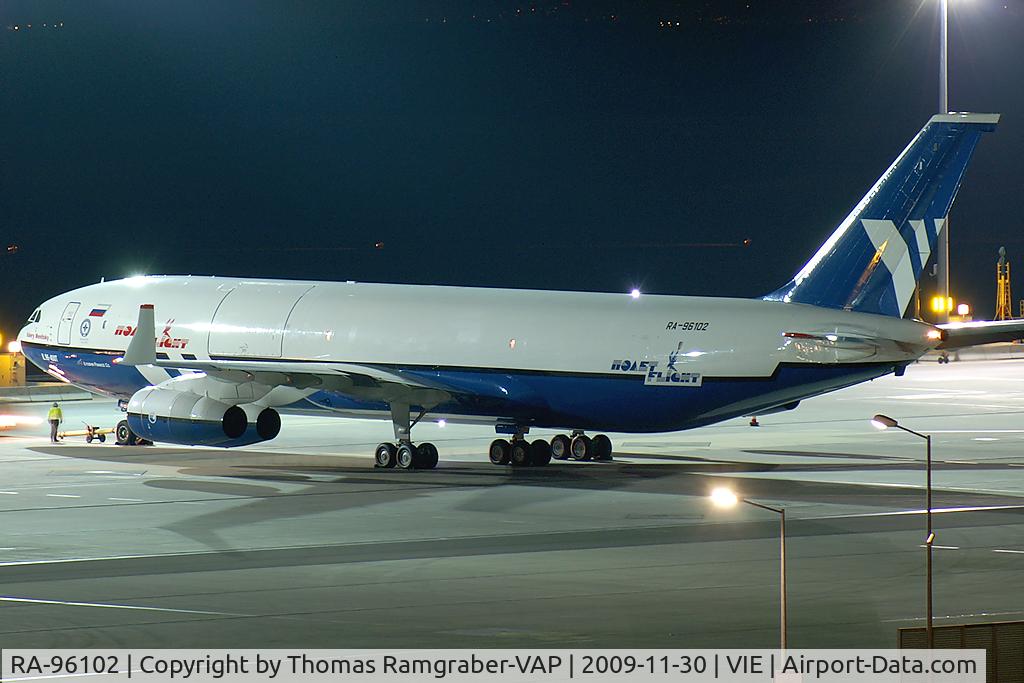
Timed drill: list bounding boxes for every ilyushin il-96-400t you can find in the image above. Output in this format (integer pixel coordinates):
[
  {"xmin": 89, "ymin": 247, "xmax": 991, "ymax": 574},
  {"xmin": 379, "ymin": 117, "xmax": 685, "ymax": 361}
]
[{"xmin": 18, "ymin": 113, "xmax": 1023, "ymax": 469}]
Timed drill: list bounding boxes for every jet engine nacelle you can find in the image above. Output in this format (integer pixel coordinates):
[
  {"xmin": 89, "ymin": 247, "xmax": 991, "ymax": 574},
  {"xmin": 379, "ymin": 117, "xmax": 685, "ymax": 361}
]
[{"xmin": 126, "ymin": 386, "xmax": 280, "ymax": 447}]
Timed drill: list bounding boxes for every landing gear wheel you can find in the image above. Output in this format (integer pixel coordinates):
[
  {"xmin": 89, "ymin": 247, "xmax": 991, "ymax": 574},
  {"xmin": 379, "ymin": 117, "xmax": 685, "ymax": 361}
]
[
  {"xmin": 396, "ymin": 442, "xmax": 417, "ymax": 469},
  {"xmin": 550, "ymin": 434, "xmax": 571, "ymax": 460},
  {"xmin": 375, "ymin": 442, "xmax": 397, "ymax": 468},
  {"xmin": 529, "ymin": 439, "xmax": 552, "ymax": 466},
  {"xmin": 489, "ymin": 438, "xmax": 511, "ymax": 465},
  {"xmin": 570, "ymin": 434, "xmax": 593, "ymax": 461},
  {"xmin": 510, "ymin": 440, "xmax": 531, "ymax": 467},
  {"xmin": 416, "ymin": 442, "xmax": 439, "ymax": 469},
  {"xmin": 591, "ymin": 434, "xmax": 613, "ymax": 461},
  {"xmin": 115, "ymin": 419, "xmax": 134, "ymax": 446}
]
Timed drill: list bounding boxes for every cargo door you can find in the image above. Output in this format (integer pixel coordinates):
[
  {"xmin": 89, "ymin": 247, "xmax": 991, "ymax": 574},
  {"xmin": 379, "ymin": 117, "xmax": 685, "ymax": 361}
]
[
  {"xmin": 208, "ymin": 283, "xmax": 314, "ymax": 358},
  {"xmin": 56, "ymin": 302, "xmax": 80, "ymax": 346}
]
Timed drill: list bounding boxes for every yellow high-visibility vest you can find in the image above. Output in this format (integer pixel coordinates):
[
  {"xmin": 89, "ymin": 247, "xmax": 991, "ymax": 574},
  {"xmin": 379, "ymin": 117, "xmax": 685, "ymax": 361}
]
[{"xmin": 47, "ymin": 407, "xmax": 62, "ymax": 421}]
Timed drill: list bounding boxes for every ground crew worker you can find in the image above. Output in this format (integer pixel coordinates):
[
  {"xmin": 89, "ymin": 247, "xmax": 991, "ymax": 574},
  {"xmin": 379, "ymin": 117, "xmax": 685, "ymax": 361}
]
[{"xmin": 48, "ymin": 402, "xmax": 63, "ymax": 443}]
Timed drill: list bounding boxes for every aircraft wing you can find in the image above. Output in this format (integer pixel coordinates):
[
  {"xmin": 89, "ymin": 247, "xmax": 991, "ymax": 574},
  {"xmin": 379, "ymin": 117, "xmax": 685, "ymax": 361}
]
[
  {"xmin": 937, "ymin": 319, "xmax": 1024, "ymax": 350},
  {"xmin": 122, "ymin": 305, "xmax": 452, "ymax": 406}
]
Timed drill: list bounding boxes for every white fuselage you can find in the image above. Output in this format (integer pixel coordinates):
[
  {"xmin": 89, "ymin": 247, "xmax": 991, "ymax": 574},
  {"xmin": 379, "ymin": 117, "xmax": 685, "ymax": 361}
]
[{"xmin": 18, "ymin": 275, "xmax": 940, "ymax": 433}]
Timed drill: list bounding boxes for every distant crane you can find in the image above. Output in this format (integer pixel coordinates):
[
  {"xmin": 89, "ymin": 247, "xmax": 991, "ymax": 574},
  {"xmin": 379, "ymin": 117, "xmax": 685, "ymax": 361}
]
[{"xmin": 996, "ymin": 246, "xmax": 1013, "ymax": 320}]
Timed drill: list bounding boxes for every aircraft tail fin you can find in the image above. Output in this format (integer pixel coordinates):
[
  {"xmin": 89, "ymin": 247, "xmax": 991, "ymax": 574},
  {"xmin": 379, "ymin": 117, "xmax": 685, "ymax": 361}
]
[{"xmin": 764, "ymin": 113, "xmax": 999, "ymax": 318}]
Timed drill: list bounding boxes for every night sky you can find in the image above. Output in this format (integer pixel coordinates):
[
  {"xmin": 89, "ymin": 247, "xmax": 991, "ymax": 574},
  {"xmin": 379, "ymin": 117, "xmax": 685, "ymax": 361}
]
[{"xmin": 3, "ymin": 1, "xmax": 1023, "ymax": 341}]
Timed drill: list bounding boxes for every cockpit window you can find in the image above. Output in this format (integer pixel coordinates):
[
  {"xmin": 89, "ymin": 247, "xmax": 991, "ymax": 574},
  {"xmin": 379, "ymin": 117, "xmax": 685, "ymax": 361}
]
[{"xmin": 27, "ymin": 309, "xmax": 41, "ymax": 323}]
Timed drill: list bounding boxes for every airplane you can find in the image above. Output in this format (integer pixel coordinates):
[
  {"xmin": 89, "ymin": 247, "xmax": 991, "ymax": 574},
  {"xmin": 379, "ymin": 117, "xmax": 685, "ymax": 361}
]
[{"xmin": 16, "ymin": 113, "xmax": 1024, "ymax": 469}]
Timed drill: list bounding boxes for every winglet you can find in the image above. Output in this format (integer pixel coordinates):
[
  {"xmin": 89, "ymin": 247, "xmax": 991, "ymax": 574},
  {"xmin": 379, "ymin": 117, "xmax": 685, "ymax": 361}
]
[{"xmin": 122, "ymin": 304, "xmax": 156, "ymax": 366}]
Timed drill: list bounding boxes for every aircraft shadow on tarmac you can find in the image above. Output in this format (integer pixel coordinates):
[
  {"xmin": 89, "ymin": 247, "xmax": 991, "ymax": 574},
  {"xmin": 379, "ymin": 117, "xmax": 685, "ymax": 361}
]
[
  {"xmin": 30, "ymin": 444, "xmax": 1024, "ymax": 513},
  {"xmin": 20, "ymin": 445, "xmax": 1024, "ymax": 563}
]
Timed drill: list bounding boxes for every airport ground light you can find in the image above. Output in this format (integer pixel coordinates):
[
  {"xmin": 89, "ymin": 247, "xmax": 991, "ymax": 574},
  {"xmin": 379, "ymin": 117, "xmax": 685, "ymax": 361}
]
[
  {"xmin": 871, "ymin": 414, "xmax": 934, "ymax": 648},
  {"xmin": 710, "ymin": 487, "xmax": 787, "ymax": 649}
]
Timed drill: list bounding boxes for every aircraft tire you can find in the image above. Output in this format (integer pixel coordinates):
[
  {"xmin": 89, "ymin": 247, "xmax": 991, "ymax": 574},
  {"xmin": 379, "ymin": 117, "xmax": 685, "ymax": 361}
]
[
  {"xmin": 396, "ymin": 442, "xmax": 417, "ymax": 469},
  {"xmin": 115, "ymin": 420, "xmax": 133, "ymax": 445},
  {"xmin": 569, "ymin": 434, "xmax": 592, "ymax": 461},
  {"xmin": 591, "ymin": 434, "xmax": 613, "ymax": 461},
  {"xmin": 550, "ymin": 434, "xmax": 571, "ymax": 460},
  {"xmin": 375, "ymin": 442, "xmax": 397, "ymax": 468},
  {"xmin": 489, "ymin": 438, "xmax": 511, "ymax": 465},
  {"xmin": 510, "ymin": 440, "xmax": 531, "ymax": 467},
  {"xmin": 529, "ymin": 439, "xmax": 552, "ymax": 466},
  {"xmin": 416, "ymin": 442, "xmax": 439, "ymax": 469}
]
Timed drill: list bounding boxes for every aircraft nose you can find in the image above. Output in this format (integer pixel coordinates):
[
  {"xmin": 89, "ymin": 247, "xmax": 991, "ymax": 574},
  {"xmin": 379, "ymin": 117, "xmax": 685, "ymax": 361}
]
[
  {"xmin": 16, "ymin": 305, "xmax": 40, "ymax": 346},
  {"xmin": 15, "ymin": 323, "xmax": 30, "ymax": 349}
]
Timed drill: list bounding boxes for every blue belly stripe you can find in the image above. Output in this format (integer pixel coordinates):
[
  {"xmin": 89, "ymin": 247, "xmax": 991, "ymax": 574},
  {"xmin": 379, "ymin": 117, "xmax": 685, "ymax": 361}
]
[{"xmin": 21, "ymin": 342, "xmax": 898, "ymax": 434}]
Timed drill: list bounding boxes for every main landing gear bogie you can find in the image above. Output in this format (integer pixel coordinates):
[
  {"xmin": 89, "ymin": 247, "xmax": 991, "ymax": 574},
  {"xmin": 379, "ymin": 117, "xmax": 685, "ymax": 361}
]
[
  {"xmin": 489, "ymin": 432, "xmax": 612, "ymax": 466},
  {"xmin": 374, "ymin": 401, "xmax": 440, "ymax": 470},
  {"xmin": 375, "ymin": 441, "xmax": 439, "ymax": 470},
  {"xmin": 549, "ymin": 432, "xmax": 613, "ymax": 462},
  {"xmin": 489, "ymin": 438, "xmax": 553, "ymax": 467}
]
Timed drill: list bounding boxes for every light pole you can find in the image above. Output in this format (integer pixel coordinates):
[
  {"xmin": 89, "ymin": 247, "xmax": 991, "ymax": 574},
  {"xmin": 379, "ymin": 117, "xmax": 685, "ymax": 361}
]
[
  {"xmin": 936, "ymin": 0, "xmax": 950, "ymax": 323},
  {"xmin": 711, "ymin": 487, "xmax": 787, "ymax": 649},
  {"xmin": 871, "ymin": 414, "xmax": 934, "ymax": 647}
]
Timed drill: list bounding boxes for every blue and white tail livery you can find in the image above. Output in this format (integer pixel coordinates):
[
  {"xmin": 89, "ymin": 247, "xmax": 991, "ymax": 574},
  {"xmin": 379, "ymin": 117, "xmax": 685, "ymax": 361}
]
[
  {"xmin": 17, "ymin": 112, "xmax": 1024, "ymax": 466},
  {"xmin": 766, "ymin": 113, "xmax": 999, "ymax": 317}
]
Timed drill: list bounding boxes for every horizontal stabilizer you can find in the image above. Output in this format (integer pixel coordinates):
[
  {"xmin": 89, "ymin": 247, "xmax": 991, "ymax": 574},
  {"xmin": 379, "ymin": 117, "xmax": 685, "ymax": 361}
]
[{"xmin": 938, "ymin": 319, "xmax": 1024, "ymax": 350}]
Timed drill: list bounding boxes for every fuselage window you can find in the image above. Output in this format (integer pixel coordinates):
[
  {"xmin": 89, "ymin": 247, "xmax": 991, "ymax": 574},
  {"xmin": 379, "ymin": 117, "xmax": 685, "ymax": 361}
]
[{"xmin": 28, "ymin": 309, "xmax": 41, "ymax": 323}]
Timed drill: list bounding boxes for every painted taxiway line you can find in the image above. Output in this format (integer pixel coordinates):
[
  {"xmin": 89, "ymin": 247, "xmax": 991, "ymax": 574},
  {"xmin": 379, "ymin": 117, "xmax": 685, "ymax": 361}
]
[
  {"xmin": 882, "ymin": 608, "xmax": 1024, "ymax": 623},
  {"xmin": 812, "ymin": 504, "xmax": 1024, "ymax": 520},
  {"xmin": 0, "ymin": 595, "xmax": 237, "ymax": 616}
]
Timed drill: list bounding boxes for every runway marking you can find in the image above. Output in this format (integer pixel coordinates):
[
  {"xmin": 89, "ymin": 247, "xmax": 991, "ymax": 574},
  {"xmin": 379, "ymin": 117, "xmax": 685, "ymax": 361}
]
[
  {"xmin": 45, "ymin": 494, "xmax": 79, "ymax": 499},
  {"xmin": 108, "ymin": 497, "xmax": 144, "ymax": 502},
  {"xmin": 919, "ymin": 545, "xmax": 959, "ymax": 550},
  {"xmin": 0, "ymin": 595, "xmax": 235, "ymax": 616},
  {"xmin": 993, "ymin": 549, "xmax": 1024, "ymax": 555},
  {"xmin": 0, "ymin": 491, "xmax": 19, "ymax": 495}
]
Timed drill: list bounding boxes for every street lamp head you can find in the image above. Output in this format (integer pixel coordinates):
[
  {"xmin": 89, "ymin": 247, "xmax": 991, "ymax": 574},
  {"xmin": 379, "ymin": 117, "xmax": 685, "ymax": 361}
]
[
  {"xmin": 710, "ymin": 487, "xmax": 739, "ymax": 508},
  {"xmin": 871, "ymin": 414, "xmax": 899, "ymax": 430}
]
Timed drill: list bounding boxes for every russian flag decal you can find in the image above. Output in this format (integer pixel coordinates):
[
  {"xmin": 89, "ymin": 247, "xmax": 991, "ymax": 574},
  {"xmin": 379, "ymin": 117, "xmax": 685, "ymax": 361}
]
[{"xmin": 89, "ymin": 305, "xmax": 110, "ymax": 317}]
